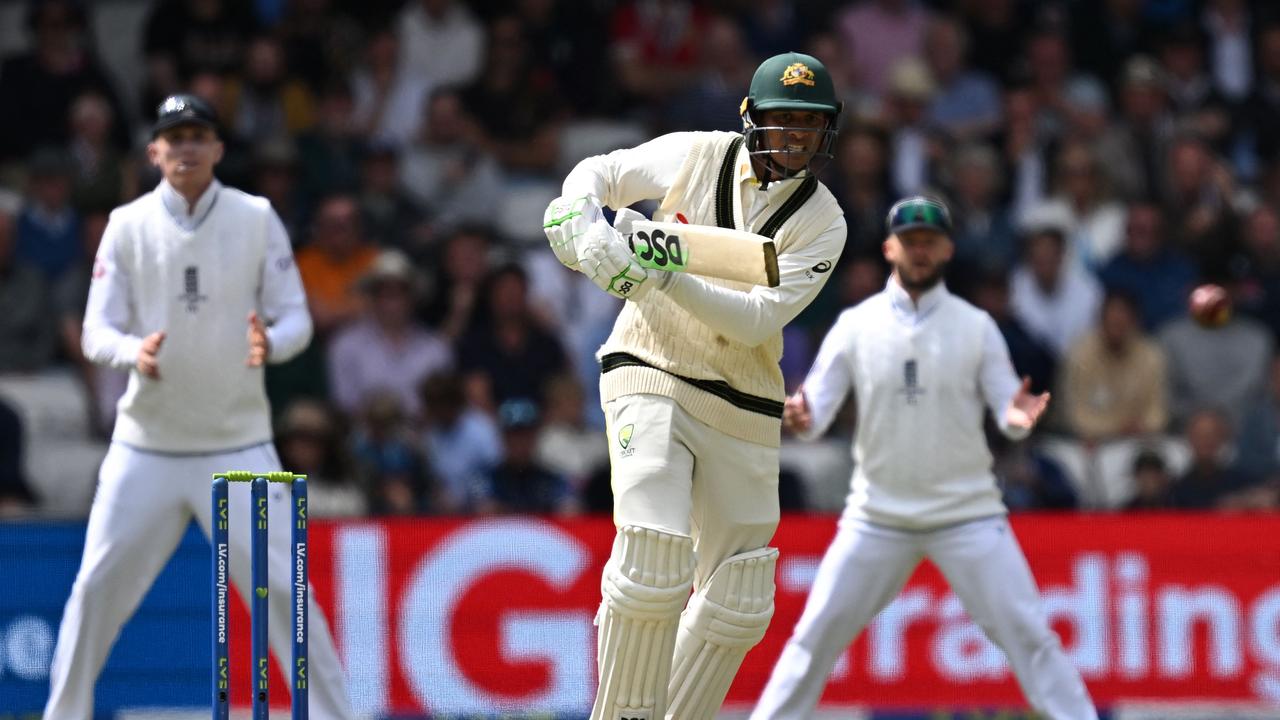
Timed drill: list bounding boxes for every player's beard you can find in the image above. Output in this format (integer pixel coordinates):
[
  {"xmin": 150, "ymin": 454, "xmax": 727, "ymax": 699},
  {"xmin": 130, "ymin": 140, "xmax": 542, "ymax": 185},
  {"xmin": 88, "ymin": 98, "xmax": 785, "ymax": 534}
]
[{"xmin": 895, "ymin": 261, "xmax": 947, "ymax": 293}]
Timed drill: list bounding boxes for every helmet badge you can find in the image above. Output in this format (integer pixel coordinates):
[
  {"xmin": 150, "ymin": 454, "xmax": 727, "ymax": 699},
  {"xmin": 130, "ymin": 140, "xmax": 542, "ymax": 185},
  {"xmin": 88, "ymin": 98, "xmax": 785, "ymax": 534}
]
[{"xmin": 780, "ymin": 62, "xmax": 816, "ymax": 87}]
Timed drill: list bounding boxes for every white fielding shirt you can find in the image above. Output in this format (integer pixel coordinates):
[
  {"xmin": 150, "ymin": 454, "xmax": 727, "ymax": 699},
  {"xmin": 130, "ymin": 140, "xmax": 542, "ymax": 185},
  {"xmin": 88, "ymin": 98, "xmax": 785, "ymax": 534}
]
[
  {"xmin": 800, "ymin": 279, "xmax": 1029, "ymax": 529},
  {"xmin": 83, "ymin": 179, "xmax": 312, "ymax": 452}
]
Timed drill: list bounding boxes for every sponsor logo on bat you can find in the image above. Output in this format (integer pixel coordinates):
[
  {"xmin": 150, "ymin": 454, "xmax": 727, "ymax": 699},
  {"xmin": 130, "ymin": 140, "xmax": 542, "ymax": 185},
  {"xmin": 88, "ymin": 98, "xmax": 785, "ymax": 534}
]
[{"xmin": 628, "ymin": 229, "xmax": 685, "ymax": 270}]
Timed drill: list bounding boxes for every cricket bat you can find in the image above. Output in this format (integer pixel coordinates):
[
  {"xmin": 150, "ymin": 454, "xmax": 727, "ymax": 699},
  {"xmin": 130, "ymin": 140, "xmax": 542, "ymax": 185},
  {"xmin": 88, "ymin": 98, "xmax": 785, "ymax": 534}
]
[{"xmin": 623, "ymin": 220, "xmax": 780, "ymax": 288}]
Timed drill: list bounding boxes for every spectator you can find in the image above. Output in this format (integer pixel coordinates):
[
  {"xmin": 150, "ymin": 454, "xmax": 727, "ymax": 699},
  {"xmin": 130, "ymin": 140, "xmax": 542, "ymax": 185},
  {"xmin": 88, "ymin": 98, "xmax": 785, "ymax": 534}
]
[
  {"xmin": 352, "ymin": 391, "xmax": 434, "ymax": 515},
  {"xmin": 1060, "ymin": 76, "xmax": 1111, "ymax": 144},
  {"xmin": 398, "ymin": 88, "xmax": 507, "ymax": 232},
  {"xmin": 249, "ymin": 136, "xmax": 306, "ymax": 241},
  {"xmin": 881, "ymin": 57, "xmax": 939, "ymax": 196},
  {"xmin": 1201, "ymin": 0, "xmax": 1253, "ymax": 103},
  {"xmin": 1162, "ymin": 133, "xmax": 1238, "ymax": 280},
  {"xmin": 1124, "ymin": 448, "xmax": 1176, "ymax": 510},
  {"xmin": 328, "ymin": 249, "xmax": 452, "ymax": 422},
  {"xmin": 1099, "ymin": 202, "xmax": 1197, "ymax": 331},
  {"xmin": 956, "ymin": 0, "xmax": 1028, "ymax": 83},
  {"xmin": 999, "ymin": 80, "xmax": 1054, "ymax": 223},
  {"xmin": 223, "ymin": 34, "xmax": 316, "ymax": 144},
  {"xmin": 1159, "ymin": 285, "xmax": 1273, "ymax": 429},
  {"xmin": 1009, "ymin": 225, "xmax": 1103, "ymax": 358},
  {"xmin": 1236, "ymin": 353, "xmax": 1280, "ymax": 481},
  {"xmin": 609, "ymin": 0, "xmax": 708, "ymax": 107},
  {"xmin": 924, "ymin": 14, "xmax": 1002, "ymax": 142},
  {"xmin": 836, "ymin": 0, "xmax": 930, "ymax": 99},
  {"xmin": 1157, "ymin": 24, "xmax": 1233, "ymax": 152},
  {"xmin": 739, "ymin": 0, "xmax": 808, "ymax": 60},
  {"xmin": 0, "ymin": 398, "xmax": 36, "ymax": 516},
  {"xmin": 968, "ymin": 267, "xmax": 1056, "ymax": 395},
  {"xmin": 276, "ymin": 0, "xmax": 364, "ymax": 92},
  {"xmin": 295, "ymin": 79, "xmax": 365, "ymax": 203},
  {"xmin": 351, "ymin": 27, "xmax": 432, "ymax": 149},
  {"xmin": 535, "ymin": 373, "xmax": 608, "ymax": 489},
  {"xmin": 0, "ymin": 196, "xmax": 56, "ymax": 373},
  {"xmin": 513, "ymin": 0, "xmax": 614, "ymax": 116},
  {"xmin": 0, "ymin": 0, "xmax": 128, "ymax": 163},
  {"xmin": 17, "ymin": 148, "xmax": 82, "ymax": 286},
  {"xmin": 395, "ymin": 0, "xmax": 485, "ymax": 90},
  {"xmin": 1095, "ymin": 56, "xmax": 1177, "ymax": 203},
  {"xmin": 994, "ymin": 431, "xmax": 1078, "ymax": 511},
  {"xmin": 357, "ymin": 143, "xmax": 424, "ymax": 251},
  {"xmin": 457, "ymin": 263, "xmax": 570, "ymax": 414},
  {"xmin": 1171, "ymin": 407, "xmax": 1258, "ymax": 509},
  {"xmin": 1022, "ymin": 26, "xmax": 1082, "ymax": 142},
  {"xmin": 141, "ymin": 0, "xmax": 257, "ymax": 114},
  {"xmin": 945, "ymin": 142, "xmax": 1018, "ymax": 282},
  {"xmin": 275, "ymin": 399, "xmax": 365, "ymax": 517},
  {"xmin": 1242, "ymin": 23, "xmax": 1280, "ymax": 162},
  {"xmin": 1022, "ymin": 140, "xmax": 1126, "ymax": 269},
  {"xmin": 665, "ymin": 15, "xmax": 757, "ymax": 133},
  {"xmin": 459, "ymin": 15, "xmax": 567, "ymax": 175},
  {"xmin": 67, "ymin": 92, "xmax": 136, "ymax": 214},
  {"xmin": 1060, "ymin": 290, "xmax": 1168, "ymax": 443},
  {"xmin": 1233, "ymin": 203, "xmax": 1280, "ymax": 341},
  {"xmin": 420, "ymin": 224, "xmax": 494, "ymax": 339},
  {"xmin": 830, "ymin": 125, "xmax": 894, "ymax": 256},
  {"xmin": 479, "ymin": 397, "xmax": 577, "ymax": 516},
  {"xmin": 295, "ymin": 193, "xmax": 379, "ymax": 335},
  {"xmin": 420, "ymin": 371, "xmax": 502, "ymax": 513},
  {"xmin": 1068, "ymin": 0, "xmax": 1158, "ymax": 86}
]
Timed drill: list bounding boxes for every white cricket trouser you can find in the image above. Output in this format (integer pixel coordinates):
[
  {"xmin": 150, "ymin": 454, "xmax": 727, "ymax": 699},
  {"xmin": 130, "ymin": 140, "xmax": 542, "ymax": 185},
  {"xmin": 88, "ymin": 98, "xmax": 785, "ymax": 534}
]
[
  {"xmin": 606, "ymin": 393, "xmax": 780, "ymax": 585},
  {"xmin": 751, "ymin": 516, "xmax": 1098, "ymax": 720},
  {"xmin": 43, "ymin": 442, "xmax": 355, "ymax": 720}
]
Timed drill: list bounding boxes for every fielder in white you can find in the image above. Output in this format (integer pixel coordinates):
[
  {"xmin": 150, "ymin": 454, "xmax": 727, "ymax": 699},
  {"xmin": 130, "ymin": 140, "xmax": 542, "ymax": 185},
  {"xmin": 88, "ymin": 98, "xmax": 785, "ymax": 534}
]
[
  {"xmin": 543, "ymin": 52, "xmax": 847, "ymax": 720},
  {"xmin": 750, "ymin": 196, "xmax": 1098, "ymax": 720},
  {"xmin": 43, "ymin": 95, "xmax": 355, "ymax": 720}
]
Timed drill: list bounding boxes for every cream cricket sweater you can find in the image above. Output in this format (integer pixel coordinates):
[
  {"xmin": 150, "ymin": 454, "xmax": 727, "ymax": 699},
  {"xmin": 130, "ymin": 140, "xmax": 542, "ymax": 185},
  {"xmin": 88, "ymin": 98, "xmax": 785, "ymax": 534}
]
[
  {"xmin": 563, "ymin": 131, "xmax": 846, "ymax": 446},
  {"xmin": 82, "ymin": 180, "xmax": 312, "ymax": 452}
]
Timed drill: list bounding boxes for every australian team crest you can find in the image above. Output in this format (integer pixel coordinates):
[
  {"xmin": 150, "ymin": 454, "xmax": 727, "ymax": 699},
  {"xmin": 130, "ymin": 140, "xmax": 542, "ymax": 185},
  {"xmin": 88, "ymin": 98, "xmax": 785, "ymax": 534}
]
[
  {"xmin": 780, "ymin": 62, "xmax": 816, "ymax": 87},
  {"xmin": 618, "ymin": 423, "xmax": 635, "ymax": 457}
]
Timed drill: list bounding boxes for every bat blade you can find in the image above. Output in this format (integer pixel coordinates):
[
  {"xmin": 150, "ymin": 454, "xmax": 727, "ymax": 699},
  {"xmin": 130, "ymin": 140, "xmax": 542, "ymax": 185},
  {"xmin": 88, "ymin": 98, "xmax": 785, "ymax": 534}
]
[{"xmin": 627, "ymin": 220, "xmax": 780, "ymax": 287}]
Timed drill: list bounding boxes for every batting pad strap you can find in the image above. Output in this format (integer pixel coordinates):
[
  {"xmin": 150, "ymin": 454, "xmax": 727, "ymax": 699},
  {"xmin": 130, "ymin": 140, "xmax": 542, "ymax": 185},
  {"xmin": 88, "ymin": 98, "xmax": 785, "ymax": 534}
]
[
  {"xmin": 665, "ymin": 547, "xmax": 778, "ymax": 720},
  {"xmin": 591, "ymin": 525, "xmax": 695, "ymax": 720}
]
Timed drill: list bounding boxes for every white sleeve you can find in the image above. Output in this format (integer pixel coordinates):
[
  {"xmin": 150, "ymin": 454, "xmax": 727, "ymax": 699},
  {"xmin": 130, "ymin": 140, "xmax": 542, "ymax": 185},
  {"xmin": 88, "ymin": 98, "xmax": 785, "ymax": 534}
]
[
  {"xmin": 660, "ymin": 215, "xmax": 846, "ymax": 347},
  {"xmin": 561, "ymin": 132, "xmax": 696, "ymax": 209},
  {"xmin": 81, "ymin": 215, "xmax": 143, "ymax": 370},
  {"xmin": 259, "ymin": 210, "xmax": 313, "ymax": 363},
  {"xmin": 978, "ymin": 314, "xmax": 1030, "ymax": 440},
  {"xmin": 795, "ymin": 312, "xmax": 856, "ymax": 441}
]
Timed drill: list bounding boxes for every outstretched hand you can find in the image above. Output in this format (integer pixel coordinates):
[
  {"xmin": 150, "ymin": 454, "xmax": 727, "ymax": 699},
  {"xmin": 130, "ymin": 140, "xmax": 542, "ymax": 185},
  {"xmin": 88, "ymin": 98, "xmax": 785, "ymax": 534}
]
[
  {"xmin": 246, "ymin": 311, "xmax": 270, "ymax": 367},
  {"xmin": 1004, "ymin": 377, "xmax": 1050, "ymax": 430},
  {"xmin": 782, "ymin": 388, "xmax": 812, "ymax": 434}
]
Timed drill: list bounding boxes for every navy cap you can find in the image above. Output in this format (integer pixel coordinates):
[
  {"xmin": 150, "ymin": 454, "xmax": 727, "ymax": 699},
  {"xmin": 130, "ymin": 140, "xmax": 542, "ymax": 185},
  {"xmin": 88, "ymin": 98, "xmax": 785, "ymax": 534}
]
[
  {"xmin": 886, "ymin": 196, "xmax": 952, "ymax": 235},
  {"xmin": 152, "ymin": 94, "xmax": 219, "ymax": 138}
]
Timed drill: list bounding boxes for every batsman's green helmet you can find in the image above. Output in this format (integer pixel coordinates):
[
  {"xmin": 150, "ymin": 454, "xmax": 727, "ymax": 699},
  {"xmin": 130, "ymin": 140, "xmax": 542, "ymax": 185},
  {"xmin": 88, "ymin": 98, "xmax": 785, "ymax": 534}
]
[{"xmin": 742, "ymin": 52, "xmax": 842, "ymax": 118}]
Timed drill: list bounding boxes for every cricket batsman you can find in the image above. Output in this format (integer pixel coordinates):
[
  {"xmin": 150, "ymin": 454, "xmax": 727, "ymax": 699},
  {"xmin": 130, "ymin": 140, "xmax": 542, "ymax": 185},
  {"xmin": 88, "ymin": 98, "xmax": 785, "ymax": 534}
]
[{"xmin": 542, "ymin": 52, "xmax": 847, "ymax": 719}]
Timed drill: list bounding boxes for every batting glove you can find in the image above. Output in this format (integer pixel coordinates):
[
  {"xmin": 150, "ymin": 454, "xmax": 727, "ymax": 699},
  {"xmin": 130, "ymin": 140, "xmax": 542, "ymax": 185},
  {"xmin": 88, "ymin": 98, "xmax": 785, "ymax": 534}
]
[
  {"xmin": 579, "ymin": 220, "xmax": 665, "ymax": 301},
  {"xmin": 543, "ymin": 194, "xmax": 603, "ymax": 270}
]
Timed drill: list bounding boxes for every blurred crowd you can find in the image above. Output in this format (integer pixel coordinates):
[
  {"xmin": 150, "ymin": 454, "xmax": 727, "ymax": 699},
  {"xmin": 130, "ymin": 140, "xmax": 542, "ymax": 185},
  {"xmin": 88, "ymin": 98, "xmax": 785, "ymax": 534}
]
[{"xmin": 0, "ymin": 0, "xmax": 1279, "ymax": 519}]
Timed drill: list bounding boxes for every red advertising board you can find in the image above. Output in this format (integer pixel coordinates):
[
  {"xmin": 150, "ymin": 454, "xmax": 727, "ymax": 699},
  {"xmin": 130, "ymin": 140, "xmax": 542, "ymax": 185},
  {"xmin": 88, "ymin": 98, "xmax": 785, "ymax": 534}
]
[{"xmin": 227, "ymin": 514, "xmax": 1280, "ymax": 715}]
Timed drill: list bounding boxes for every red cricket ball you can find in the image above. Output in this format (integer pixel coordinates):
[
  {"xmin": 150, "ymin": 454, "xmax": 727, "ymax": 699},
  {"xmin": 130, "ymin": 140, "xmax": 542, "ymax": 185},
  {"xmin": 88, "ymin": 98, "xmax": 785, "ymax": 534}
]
[{"xmin": 1188, "ymin": 284, "xmax": 1231, "ymax": 327}]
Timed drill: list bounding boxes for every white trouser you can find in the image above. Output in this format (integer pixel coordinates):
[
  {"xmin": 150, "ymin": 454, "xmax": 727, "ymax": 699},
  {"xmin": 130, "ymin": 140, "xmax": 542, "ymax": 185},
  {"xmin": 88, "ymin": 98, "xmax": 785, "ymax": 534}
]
[
  {"xmin": 606, "ymin": 394, "xmax": 780, "ymax": 586},
  {"xmin": 43, "ymin": 442, "xmax": 354, "ymax": 720},
  {"xmin": 595, "ymin": 393, "xmax": 780, "ymax": 720},
  {"xmin": 751, "ymin": 516, "xmax": 1098, "ymax": 720}
]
